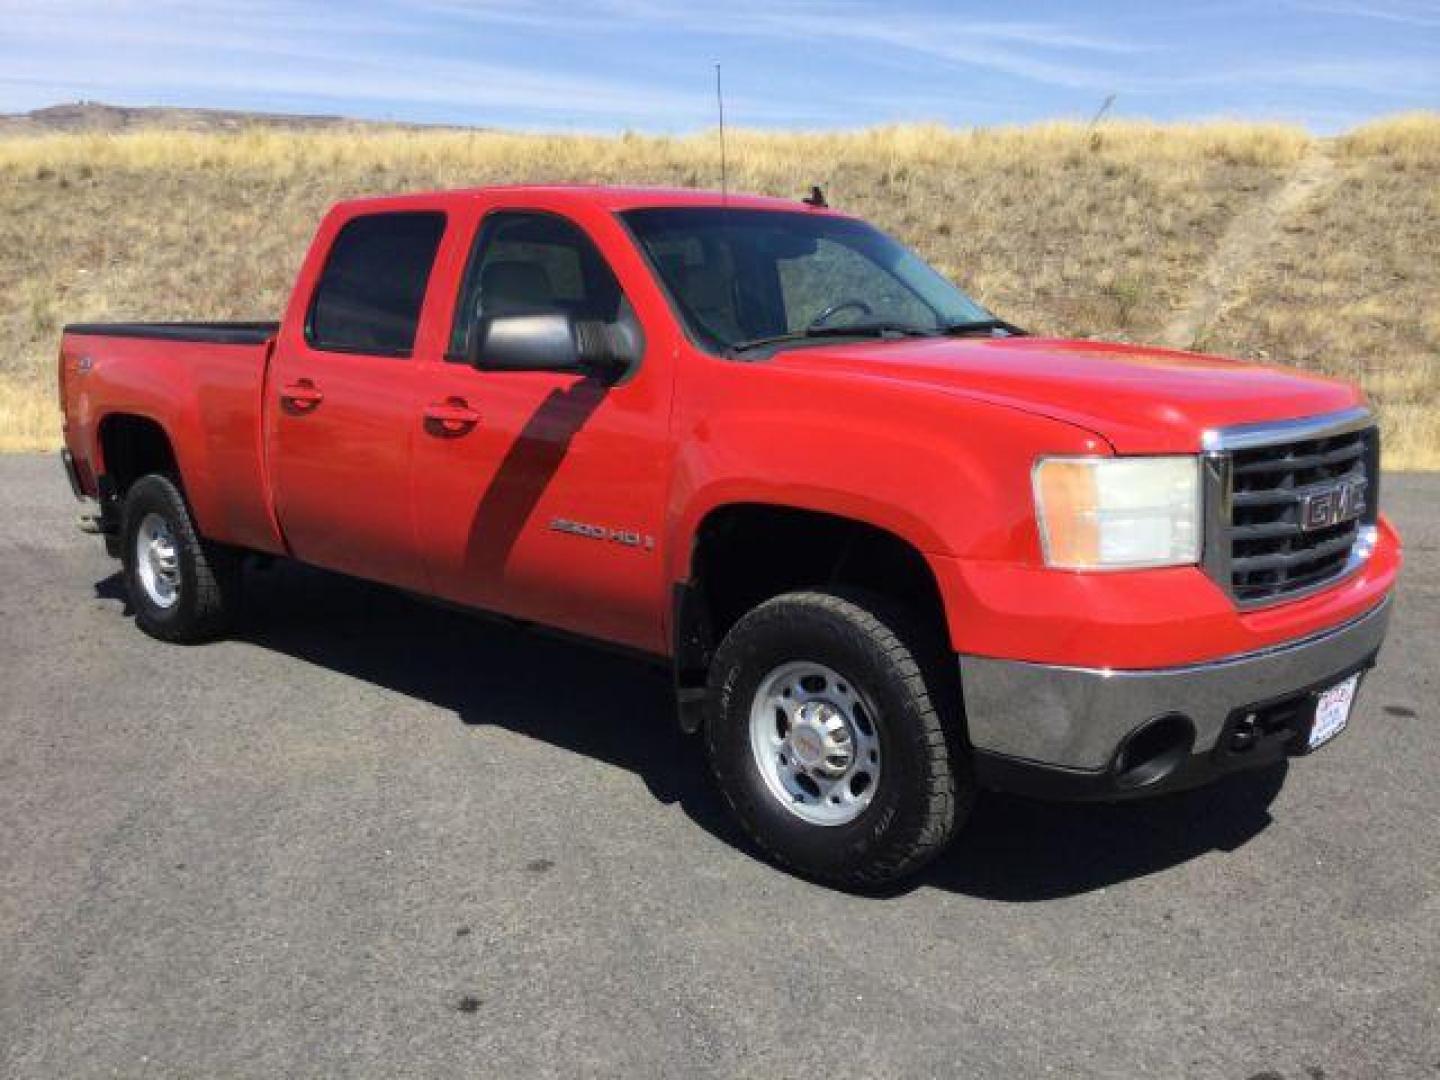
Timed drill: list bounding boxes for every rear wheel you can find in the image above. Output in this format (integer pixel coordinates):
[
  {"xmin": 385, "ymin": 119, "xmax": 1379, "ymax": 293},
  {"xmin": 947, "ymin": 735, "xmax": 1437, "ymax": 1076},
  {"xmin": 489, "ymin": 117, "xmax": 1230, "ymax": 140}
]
[
  {"xmin": 705, "ymin": 589, "xmax": 970, "ymax": 888},
  {"xmin": 120, "ymin": 473, "xmax": 240, "ymax": 643}
]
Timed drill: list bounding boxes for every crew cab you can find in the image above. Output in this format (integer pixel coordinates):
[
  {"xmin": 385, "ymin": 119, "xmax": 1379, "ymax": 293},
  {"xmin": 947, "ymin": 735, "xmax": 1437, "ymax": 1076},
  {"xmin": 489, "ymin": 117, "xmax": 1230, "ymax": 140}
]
[{"xmin": 58, "ymin": 185, "xmax": 1401, "ymax": 886}]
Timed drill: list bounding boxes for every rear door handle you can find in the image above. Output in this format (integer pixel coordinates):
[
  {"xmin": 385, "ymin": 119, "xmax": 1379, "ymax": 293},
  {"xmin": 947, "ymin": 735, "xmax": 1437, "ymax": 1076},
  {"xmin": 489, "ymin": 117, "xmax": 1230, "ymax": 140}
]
[
  {"xmin": 423, "ymin": 398, "xmax": 481, "ymax": 435},
  {"xmin": 280, "ymin": 379, "xmax": 324, "ymax": 409}
]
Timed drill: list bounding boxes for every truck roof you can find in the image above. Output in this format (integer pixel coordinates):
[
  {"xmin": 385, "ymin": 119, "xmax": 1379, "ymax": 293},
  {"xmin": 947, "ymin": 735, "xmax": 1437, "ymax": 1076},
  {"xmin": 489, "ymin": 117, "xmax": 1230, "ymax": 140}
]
[{"xmin": 331, "ymin": 184, "xmax": 839, "ymax": 215}]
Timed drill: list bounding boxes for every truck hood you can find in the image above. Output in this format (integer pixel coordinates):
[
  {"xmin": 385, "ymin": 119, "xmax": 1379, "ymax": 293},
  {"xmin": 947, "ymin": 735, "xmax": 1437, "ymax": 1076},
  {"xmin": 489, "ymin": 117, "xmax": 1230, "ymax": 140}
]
[{"xmin": 769, "ymin": 336, "xmax": 1364, "ymax": 453}]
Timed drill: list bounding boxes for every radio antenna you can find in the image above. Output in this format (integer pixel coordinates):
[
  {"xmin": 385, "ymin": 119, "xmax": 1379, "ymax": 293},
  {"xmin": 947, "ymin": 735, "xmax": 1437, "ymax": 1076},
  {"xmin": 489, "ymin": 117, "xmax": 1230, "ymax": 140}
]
[{"xmin": 715, "ymin": 62, "xmax": 728, "ymax": 202}]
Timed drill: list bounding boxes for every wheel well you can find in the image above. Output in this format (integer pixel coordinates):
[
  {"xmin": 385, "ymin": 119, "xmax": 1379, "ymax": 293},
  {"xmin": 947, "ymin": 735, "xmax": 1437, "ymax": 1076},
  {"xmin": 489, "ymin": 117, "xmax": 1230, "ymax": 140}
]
[
  {"xmin": 98, "ymin": 414, "xmax": 178, "ymax": 500},
  {"xmin": 676, "ymin": 504, "xmax": 952, "ymax": 692}
]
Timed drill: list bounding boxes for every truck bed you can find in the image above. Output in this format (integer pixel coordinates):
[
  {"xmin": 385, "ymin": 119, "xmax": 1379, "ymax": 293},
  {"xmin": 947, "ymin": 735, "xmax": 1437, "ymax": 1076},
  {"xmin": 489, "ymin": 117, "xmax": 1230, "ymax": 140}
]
[
  {"xmin": 63, "ymin": 321, "xmax": 280, "ymax": 345},
  {"xmin": 59, "ymin": 321, "xmax": 286, "ymax": 557}
]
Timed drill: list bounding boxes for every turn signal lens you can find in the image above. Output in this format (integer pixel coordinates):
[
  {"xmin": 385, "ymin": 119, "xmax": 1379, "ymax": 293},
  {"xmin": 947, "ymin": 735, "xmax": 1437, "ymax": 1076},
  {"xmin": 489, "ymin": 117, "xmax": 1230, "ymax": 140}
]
[{"xmin": 1033, "ymin": 456, "xmax": 1200, "ymax": 570}]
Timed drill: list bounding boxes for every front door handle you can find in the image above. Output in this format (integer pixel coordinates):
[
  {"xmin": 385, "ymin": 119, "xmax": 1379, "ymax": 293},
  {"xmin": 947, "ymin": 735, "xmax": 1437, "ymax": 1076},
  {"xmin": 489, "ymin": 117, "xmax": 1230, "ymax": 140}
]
[
  {"xmin": 423, "ymin": 398, "xmax": 481, "ymax": 436},
  {"xmin": 280, "ymin": 379, "xmax": 324, "ymax": 410}
]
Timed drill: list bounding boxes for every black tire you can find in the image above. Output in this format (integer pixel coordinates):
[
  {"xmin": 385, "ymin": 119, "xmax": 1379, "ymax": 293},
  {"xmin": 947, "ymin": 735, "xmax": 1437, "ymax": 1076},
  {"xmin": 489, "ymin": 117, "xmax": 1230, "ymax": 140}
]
[
  {"xmin": 120, "ymin": 473, "xmax": 240, "ymax": 643},
  {"xmin": 705, "ymin": 588, "xmax": 971, "ymax": 888}
]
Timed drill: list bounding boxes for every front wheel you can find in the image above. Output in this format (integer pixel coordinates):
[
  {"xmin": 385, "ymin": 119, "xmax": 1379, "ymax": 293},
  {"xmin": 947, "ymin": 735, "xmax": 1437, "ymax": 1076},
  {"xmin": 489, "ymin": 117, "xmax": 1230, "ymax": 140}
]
[
  {"xmin": 120, "ymin": 473, "xmax": 240, "ymax": 643},
  {"xmin": 705, "ymin": 589, "xmax": 970, "ymax": 888}
]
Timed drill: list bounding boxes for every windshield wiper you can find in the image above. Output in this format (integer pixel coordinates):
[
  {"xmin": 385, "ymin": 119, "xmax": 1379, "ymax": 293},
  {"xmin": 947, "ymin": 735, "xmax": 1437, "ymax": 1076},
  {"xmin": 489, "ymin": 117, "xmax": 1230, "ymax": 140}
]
[
  {"xmin": 940, "ymin": 318, "xmax": 1026, "ymax": 337},
  {"xmin": 729, "ymin": 323, "xmax": 937, "ymax": 355}
]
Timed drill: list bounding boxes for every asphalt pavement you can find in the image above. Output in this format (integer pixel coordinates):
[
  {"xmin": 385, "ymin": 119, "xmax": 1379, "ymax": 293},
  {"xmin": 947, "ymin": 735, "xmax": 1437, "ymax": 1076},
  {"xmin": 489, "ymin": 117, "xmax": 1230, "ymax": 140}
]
[{"xmin": 1, "ymin": 454, "xmax": 1436, "ymax": 1078}]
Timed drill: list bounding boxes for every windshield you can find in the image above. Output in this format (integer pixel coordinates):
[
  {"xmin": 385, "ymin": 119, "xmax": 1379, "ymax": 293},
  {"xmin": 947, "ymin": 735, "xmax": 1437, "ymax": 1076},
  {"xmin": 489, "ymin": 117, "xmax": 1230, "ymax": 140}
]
[{"xmin": 621, "ymin": 208, "xmax": 995, "ymax": 353}]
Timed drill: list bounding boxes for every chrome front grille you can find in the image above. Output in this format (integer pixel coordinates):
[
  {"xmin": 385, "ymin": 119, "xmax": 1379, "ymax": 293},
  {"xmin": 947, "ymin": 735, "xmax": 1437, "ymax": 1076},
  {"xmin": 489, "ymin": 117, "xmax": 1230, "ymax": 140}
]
[{"xmin": 1202, "ymin": 408, "xmax": 1380, "ymax": 607}]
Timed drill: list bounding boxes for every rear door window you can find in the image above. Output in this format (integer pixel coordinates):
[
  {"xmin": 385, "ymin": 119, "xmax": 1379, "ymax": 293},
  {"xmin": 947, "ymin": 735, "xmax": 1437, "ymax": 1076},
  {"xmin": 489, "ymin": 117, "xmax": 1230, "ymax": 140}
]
[{"xmin": 307, "ymin": 212, "xmax": 446, "ymax": 356}]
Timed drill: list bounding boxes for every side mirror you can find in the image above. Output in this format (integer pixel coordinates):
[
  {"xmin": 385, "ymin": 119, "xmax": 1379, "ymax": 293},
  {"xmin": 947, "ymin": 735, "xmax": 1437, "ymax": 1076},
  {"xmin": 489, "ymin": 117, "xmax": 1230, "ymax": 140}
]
[{"xmin": 468, "ymin": 312, "xmax": 638, "ymax": 380}]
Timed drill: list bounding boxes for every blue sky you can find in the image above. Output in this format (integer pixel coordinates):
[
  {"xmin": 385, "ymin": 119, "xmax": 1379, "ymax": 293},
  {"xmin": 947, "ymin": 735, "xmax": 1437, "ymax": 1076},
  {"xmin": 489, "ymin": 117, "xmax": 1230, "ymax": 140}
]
[{"xmin": 1, "ymin": 0, "xmax": 1436, "ymax": 132}]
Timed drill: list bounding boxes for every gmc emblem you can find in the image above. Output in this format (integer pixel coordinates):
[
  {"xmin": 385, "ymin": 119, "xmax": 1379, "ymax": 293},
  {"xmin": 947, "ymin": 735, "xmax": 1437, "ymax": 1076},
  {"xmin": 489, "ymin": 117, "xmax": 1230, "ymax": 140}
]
[{"xmin": 1299, "ymin": 478, "xmax": 1366, "ymax": 532}]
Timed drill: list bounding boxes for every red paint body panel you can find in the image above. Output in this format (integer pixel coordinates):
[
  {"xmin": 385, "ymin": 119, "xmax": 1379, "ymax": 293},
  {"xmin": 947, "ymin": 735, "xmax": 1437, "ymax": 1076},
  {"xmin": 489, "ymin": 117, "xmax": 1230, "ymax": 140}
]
[
  {"xmin": 769, "ymin": 337, "xmax": 1365, "ymax": 454},
  {"xmin": 263, "ymin": 200, "xmax": 446, "ymax": 593},
  {"xmin": 58, "ymin": 185, "xmax": 1401, "ymax": 674},
  {"xmin": 932, "ymin": 513, "xmax": 1400, "ymax": 669},
  {"xmin": 59, "ymin": 332, "xmax": 287, "ymax": 555},
  {"xmin": 406, "ymin": 191, "xmax": 677, "ymax": 653}
]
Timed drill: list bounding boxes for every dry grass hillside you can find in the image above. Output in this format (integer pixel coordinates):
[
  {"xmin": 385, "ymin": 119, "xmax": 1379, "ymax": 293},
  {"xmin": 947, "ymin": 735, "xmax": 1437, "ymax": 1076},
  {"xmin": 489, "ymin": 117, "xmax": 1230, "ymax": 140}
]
[{"xmin": 1, "ymin": 115, "xmax": 1436, "ymax": 464}]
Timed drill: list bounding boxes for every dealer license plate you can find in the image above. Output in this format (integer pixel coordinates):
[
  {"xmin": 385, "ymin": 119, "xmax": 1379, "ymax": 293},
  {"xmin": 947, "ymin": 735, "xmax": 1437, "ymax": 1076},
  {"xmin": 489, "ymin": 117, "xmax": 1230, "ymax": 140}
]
[{"xmin": 1309, "ymin": 673, "xmax": 1359, "ymax": 751}]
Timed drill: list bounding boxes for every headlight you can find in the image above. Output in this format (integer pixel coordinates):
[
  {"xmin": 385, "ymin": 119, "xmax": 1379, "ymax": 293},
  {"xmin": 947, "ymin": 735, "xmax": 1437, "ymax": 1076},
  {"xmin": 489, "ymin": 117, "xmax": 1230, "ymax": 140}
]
[{"xmin": 1032, "ymin": 456, "xmax": 1200, "ymax": 570}]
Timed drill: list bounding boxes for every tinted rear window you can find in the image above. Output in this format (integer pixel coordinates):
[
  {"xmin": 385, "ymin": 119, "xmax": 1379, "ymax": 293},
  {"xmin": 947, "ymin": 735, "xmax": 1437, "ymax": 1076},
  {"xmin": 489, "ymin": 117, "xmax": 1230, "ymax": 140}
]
[{"xmin": 307, "ymin": 212, "xmax": 446, "ymax": 356}]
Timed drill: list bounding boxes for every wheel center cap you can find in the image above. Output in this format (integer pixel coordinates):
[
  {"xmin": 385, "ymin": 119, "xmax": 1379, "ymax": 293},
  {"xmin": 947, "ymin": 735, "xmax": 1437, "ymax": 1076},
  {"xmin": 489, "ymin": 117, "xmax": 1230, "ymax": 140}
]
[
  {"xmin": 789, "ymin": 701, "xmax": 853, "ymax": 776},
  {"xmin": 790, "ymin": 724, "xmax": 825, "ymax": 766}
]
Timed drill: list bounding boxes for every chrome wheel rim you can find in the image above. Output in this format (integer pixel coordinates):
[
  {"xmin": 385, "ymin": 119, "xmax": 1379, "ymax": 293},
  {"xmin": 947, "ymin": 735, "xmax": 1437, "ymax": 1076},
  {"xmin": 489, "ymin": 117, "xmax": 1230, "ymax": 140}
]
[
  {"xmin": 135, "ymin": 512, "xmax": 180, "ymax": 609},
  {"xmin": 748, "ymin": 660, "xmax": 882, "ymax": 826}
]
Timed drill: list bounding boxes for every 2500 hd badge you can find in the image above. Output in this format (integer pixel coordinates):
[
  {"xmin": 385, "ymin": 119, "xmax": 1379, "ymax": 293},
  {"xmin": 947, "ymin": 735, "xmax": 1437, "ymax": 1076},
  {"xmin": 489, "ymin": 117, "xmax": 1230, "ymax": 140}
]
[{"xmin": 549, "ymin": 516, "xmax": 656, "ymax": 550}]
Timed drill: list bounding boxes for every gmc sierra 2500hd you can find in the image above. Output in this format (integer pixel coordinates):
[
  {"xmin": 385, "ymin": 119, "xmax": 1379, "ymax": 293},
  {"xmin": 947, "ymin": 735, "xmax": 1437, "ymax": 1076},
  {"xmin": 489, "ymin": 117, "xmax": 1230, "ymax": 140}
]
[{"xmin": 59, "ymin": 185, "xmax": 1400, "ymax": 886}]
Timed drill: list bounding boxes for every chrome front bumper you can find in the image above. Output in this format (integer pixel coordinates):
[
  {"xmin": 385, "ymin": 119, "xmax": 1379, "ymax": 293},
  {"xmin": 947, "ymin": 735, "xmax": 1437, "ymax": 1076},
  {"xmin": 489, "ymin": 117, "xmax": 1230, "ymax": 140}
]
[{"xmin": 960, "ymin": 596, "xmax": 1392, "ymax": 778}]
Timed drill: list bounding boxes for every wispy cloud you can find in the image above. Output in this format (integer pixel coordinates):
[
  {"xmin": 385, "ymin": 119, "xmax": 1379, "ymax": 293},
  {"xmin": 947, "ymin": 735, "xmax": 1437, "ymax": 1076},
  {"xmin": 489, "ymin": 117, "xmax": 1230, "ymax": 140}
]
[
  {"xmin": 0, "ymin": 0, "xmax": 1434, "ymax": 130},
  {"xmin": 1286, "ymin": 0, "xmax": 1440, "ymax": 28},
  {"xmin": 0, "ymin": 0, "xmax": 710, "ymax": 124},
  {"xmin": 415, "ymin": 0, "xmax": 1149, "ymax": 90},
  {"xmin": 414, "ymin": 0, "xmax": 1437, "ymax": 99}
]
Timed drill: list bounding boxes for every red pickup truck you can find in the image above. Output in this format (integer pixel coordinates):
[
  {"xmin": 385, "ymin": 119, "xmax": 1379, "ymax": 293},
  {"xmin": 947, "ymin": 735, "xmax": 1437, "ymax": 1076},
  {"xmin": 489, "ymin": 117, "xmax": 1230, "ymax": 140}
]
[{"xmin": 59, "ymin": 185, "xmax": 1400, "ymax": 886}]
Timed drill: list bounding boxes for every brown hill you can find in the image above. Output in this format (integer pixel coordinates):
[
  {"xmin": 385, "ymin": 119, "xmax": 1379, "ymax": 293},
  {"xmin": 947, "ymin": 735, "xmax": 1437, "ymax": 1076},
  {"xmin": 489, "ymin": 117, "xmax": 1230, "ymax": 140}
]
[
  {"xmin": 0, "ymin": 112, "xmax": 1435, "ymax": 464},
  {"xmin": 0, "ymin": 100, "xmax": 439, "ymax": 136}
]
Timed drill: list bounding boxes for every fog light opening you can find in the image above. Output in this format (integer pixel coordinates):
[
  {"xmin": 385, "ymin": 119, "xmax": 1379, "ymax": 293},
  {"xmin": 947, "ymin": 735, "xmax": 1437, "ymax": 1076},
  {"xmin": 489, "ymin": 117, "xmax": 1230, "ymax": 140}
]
[{"xmin": 1114, "ymin": 713, "xmax": 1195, "ymax": 790}]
